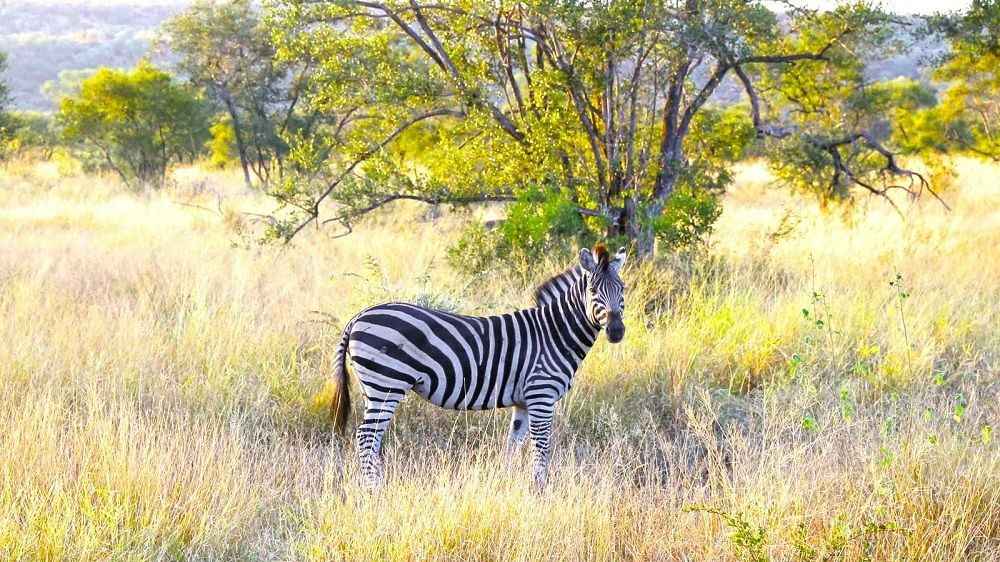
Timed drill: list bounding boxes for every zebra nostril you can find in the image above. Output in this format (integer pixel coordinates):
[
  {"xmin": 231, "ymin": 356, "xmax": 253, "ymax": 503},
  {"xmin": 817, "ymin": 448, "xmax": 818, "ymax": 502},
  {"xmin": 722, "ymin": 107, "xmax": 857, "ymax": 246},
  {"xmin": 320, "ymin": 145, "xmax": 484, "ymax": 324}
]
[{"xmin": 606, "ymin": 323, "xmax": 625, "ymax": 343}]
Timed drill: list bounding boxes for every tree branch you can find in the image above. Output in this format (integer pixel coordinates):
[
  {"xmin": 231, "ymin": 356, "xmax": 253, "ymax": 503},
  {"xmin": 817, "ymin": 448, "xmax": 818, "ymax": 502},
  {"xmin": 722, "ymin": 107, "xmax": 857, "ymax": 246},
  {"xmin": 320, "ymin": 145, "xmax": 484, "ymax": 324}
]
[
  {"xmin": 280, "ymin": 108, "xmax": 465, "ymax": 243},
  {"xmin": 678, "ymin": 61, "xmax": 731, "ymax": 137},
  {"xmin": 808, "ymin": 133, "xmax": 950, "ymax": 211},
  {"xmin": 316, "ymin": 194, "xmax": 609, "ymax": 238},
  {"xmin": 319, "ymin": 193, "xmax": 517, "ymax": 231},
  {"xmin": 732, "ymin": 61, "xmax": 948, "ymax": 211}
]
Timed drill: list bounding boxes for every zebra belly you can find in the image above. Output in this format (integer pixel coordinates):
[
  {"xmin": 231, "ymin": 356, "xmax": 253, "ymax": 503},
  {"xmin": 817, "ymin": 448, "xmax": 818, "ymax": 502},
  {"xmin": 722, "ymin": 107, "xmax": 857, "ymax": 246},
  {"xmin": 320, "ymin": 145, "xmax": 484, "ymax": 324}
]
[{"xmin": 410, "ymin": 382, "xmax": 517, "ymax": 410}]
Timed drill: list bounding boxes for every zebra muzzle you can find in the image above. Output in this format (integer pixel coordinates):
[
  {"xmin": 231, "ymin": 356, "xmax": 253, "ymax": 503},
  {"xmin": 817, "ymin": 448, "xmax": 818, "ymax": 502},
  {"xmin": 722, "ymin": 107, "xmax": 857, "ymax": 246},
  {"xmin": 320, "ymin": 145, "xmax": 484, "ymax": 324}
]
[{"xmin": 606, "ymin": 312, "xmax": 625, "ymax": 343}]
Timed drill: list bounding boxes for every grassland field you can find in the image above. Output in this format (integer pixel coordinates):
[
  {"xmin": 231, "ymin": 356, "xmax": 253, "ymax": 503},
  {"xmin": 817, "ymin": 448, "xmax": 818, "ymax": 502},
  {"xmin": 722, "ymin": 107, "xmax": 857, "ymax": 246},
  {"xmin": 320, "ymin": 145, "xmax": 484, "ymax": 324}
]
[{"xmin": 0, "ymin": 157, "xmax": 997, "ymax": 561}]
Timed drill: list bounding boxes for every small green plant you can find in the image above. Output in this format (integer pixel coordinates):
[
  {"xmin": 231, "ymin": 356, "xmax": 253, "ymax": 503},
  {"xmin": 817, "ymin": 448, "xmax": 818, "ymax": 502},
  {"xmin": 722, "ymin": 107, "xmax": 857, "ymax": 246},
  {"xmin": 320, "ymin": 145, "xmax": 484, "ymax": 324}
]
[
  {"xmin": 877, "ymin": 446, "xmax": 895, "ymax": 469},
  {"xmin": 802, "ymin": 260, "xmax": 840, "ymax": 368},
  {"xmin": 786, "ymin": 353, "xmax": 804, "ymax": 380},
  {"xmin": 952, "ymin": 393, "xmax": 967, "ymax": 423},
  {"xmin": 789, "ymin": 514, "xmax": 906, "ymax": 562},
  {"xmin": 838, "ymin": 383, "xmax": 856, "ymax": 422},
  {"xmin": 685, "ymin": 504, "xmax": 769, "ymax": 562},
  {"xmin": 889, "ymin": 272, "xmax": 913, "ymax": 373}
]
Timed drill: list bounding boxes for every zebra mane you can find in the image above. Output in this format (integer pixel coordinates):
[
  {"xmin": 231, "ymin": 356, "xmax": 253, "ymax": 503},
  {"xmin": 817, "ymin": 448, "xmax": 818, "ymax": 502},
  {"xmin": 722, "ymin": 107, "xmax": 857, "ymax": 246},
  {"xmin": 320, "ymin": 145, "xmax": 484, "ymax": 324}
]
[{"xmin": 533, "ymin": 265, "xmax": 584, "ymax": 307}]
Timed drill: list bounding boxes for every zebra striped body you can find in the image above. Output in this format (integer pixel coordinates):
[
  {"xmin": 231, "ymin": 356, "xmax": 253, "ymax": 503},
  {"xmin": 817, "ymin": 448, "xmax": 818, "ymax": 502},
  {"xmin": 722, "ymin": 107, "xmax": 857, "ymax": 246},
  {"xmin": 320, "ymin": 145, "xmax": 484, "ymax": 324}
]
[{"xmin": 331, "ymin": 246, "xmax": 627, "ymax": 489}]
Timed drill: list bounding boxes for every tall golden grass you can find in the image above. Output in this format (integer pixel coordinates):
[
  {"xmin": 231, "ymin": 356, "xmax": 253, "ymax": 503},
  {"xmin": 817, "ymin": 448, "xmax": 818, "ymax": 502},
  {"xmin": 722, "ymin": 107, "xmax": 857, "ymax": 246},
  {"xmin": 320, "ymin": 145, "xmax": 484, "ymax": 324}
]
[{"xmin": 0, "ymin": 157, "xmax": 997, "ymax": 560}]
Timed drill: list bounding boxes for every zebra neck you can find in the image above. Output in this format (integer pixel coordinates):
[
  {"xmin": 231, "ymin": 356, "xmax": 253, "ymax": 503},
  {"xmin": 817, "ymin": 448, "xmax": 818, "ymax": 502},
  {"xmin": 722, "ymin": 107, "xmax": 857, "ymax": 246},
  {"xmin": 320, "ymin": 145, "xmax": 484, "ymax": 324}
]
[
  {"xmin": 568, "ymin": 274, "xmax": 601, "ymax": 332},
  {"xmin": 543, "ymin": 274, "xmax": 602, "ymax": 369},
  {"xmin": 534, "ymin": 265, "xmax": 584, "ymax": 307}
]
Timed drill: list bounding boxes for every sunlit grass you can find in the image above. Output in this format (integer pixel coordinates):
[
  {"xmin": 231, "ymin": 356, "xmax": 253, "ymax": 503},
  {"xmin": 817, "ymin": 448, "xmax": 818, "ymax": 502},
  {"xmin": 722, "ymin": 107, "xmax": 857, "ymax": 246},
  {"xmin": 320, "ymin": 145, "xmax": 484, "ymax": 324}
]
[{"xmin": 0, "ymin": 157, "xmax": 997, "ymax": 559}]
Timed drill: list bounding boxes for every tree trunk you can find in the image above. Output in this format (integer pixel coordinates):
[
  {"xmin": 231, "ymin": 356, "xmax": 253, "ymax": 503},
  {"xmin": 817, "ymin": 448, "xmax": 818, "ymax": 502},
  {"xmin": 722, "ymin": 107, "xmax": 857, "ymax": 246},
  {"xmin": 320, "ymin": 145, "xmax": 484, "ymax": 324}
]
[
  {"xmin": 222, "ymin": 91, "xmax": 254, "ymax": 191},
  {"xmin": 637, "ymin": 120, "xmax": 686, "ymax": 259},
  {"xmin": 636, "ymin": 164, "xmax": 681, "ymax": 259}
]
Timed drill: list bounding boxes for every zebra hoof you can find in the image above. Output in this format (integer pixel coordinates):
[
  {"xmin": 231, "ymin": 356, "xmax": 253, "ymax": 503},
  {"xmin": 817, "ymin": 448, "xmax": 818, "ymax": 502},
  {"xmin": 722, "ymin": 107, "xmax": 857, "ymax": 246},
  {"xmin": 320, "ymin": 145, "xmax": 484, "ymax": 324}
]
[
  {"xmin": 361, "ymin": 478, "xmax": 385, "ymax": 493},
  {"xmin": 531, "ymin": 474, "xmax": 549, "ymax": 493}
]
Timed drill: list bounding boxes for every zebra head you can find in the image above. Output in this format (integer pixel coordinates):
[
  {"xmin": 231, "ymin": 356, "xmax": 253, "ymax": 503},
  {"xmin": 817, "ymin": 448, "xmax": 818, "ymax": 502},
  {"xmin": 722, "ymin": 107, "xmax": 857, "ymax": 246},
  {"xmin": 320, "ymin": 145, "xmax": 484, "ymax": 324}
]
[{"xmin": 579, "ymin": 244, "xmax": 627, "ymax": 343}]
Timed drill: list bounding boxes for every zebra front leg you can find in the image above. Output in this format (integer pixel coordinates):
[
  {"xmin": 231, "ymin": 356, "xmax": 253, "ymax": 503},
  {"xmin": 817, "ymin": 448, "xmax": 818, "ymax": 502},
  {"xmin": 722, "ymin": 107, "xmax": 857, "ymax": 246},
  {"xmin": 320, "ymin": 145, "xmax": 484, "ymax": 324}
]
[
  {"xmin": 504, "ymin": 406, "xmax": 529, "ymax": 462},
  {"xmin": 526, "ymin": 403, "xmax": 556, "ymax": 490},
  {"xmin": 356, "ymin": 388, "xmax": 405, "ymax": 490}
]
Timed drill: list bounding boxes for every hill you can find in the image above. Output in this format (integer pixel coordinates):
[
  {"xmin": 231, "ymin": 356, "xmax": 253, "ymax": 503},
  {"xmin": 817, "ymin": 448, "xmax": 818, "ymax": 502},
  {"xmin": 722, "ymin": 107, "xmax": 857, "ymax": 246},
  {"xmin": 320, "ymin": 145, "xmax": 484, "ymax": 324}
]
[{"xmin": 0, "ymin": 1, "xmax": 190, "ymax": 111}]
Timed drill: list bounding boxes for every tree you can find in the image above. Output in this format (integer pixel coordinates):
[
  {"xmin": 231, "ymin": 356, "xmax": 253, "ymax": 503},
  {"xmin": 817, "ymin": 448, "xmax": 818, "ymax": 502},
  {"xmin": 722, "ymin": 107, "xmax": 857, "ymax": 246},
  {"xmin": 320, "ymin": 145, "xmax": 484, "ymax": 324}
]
[
  {"xmin": 41, "ymin": 69, "xmax": 96, "ymax": 105},
  {"xmin": 161, "ymin": 0, "xmax": 318, "ymax": 189},
  {"xmin": 207, "ymin": 117, "xmax": 240, "ymax": 169},
  {"xmin": 267, "ymin": 1, "xmax": 940, "ymax": 257},
  {"xmin": 57, "ymin": 62, "xmax": 211, "ymax": 188},
  {"xmin": 912, "ymin": 1, "xmax": 1000, "ymax": 162},
  {"xmin": 0, "ymin": 52, "xmax": 14, "ymax": 157},
  {"xmin": 5, "ymin": 112, "xmax": 61, "ymax": 159}
]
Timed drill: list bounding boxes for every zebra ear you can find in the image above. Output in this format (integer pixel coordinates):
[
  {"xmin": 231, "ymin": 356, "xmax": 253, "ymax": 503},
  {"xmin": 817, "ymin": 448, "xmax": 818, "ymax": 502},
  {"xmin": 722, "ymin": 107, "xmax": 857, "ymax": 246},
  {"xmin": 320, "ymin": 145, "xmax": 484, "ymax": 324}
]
[
  {"xmin": 610, "ymin": 246, "xmax": 627, "ymax": 274},
  {"xmin": 579, "ymin": 247, "xmax": 597, "ymax": 272}
]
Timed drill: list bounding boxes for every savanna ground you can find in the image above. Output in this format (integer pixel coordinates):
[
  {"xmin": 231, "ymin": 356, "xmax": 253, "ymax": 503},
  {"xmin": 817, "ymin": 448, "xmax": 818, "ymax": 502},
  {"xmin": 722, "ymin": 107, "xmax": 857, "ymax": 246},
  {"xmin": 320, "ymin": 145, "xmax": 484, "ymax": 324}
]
[{"xmin": 1, "ymin": 156, "xmax": 997, "ymax": 561}]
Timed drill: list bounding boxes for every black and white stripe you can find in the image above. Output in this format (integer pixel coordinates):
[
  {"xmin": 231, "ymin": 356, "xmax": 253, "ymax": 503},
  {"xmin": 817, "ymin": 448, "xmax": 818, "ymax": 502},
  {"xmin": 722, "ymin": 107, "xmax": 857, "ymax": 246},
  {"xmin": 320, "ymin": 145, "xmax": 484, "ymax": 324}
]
[{"xmin": 330, "ymin": 246, "xmax": 628, "ymax": 489}]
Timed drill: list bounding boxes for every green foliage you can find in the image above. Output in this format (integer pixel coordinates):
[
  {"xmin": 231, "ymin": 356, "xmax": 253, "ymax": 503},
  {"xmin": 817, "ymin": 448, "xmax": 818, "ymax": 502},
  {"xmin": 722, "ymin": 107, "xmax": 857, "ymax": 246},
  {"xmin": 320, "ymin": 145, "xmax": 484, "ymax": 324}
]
[
  {"xmin": 652, "ymin": 187, "xmax": 723, "ymax": 254},
  {"xmin": 56, "ymin": 62, "xmax": 211, "ymax": 188},
  {"xmin": 0, "ymin": 52, "xmax": 13, "ymax": 158},
  {"xmin": 446, "ymin": 186, "xmax": 595, "ymax": 276},
  {"xmin": 500, "ymin": 185, "xmax": 590, "ymax": 255},
  {"xmin": 4, "ymin": 112, "xmax": 60, "ymax": 158},
  {"xmin": 917, "ymin": 1, "xmax": 1000, "ymax": 162},
  {"xmin": 768, "ymin": 72, "xmax": 939, "ymax": 200},
  {"xmin": 685, "ymin": 505, "xmax": 769, "ymax": 562},
  {"xmin": 264, "ymin": 0, "xmax": 897, "ymax": 257},
  {"xmin": 682, "ymin": 105, "xmax": 757, "ymax": 192},
  {"xmin": 163, "ymin": 0, "xmax": 319, "ymax": 187},
  {"xmin": 688, "ymin": 504, "xmax": 907, "ymax": 562},
  {"xmin": 207, "ymin": 118, "xmax": 239, "ymax": 169},
  {"xmin": 749, "ymin": 6, "xmax": 961, "ymax": 204}
]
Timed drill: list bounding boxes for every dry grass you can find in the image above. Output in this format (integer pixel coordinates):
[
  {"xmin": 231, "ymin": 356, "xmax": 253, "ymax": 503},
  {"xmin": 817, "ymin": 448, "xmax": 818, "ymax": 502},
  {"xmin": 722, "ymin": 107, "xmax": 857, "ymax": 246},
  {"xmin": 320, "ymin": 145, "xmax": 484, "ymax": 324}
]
[{"xmin": 0, "ymin": 156, "xmax": 997, "ymax": 560}]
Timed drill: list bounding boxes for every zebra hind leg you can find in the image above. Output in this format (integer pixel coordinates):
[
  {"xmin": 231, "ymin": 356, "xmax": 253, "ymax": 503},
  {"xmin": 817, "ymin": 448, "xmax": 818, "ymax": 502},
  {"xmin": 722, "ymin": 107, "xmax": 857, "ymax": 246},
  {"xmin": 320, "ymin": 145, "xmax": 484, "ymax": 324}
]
[
  {"xmin": 504, "ymin": 405, "xmax": 529, "ymax": 462},
  {"xmin": 355, "ymin": 381, "xmax": 408, "ymax": 490}
]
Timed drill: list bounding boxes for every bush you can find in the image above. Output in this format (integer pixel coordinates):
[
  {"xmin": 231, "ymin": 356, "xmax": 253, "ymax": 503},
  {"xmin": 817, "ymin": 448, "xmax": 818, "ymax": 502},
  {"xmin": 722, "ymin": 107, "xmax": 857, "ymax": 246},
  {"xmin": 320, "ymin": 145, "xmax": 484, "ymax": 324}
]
[
  {"xmin": 207, "ymin": 117, "xmax": 239, "ymax": 169},
  {"xmin": 653, "ymin": 187, "xmax": 723, "ymax": 254},
  {"xmin": 446, "ymin": 185, "xmax": 597, "ymax": 276},
  {"xmin": 57, "ymin": 61, "xmax": 211, "ymax": 188},
  {"xmin": 3, "ymin": 112, "xmax": 59, "ymax": 158}
]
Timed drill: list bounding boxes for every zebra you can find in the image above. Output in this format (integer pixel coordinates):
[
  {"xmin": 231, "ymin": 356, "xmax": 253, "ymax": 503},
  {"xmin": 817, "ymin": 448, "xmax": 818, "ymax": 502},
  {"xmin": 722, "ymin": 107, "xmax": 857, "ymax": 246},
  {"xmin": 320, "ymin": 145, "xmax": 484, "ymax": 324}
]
[{"xmin": 329, "ymin": 244, "xmax": 627, "ymax": 489}]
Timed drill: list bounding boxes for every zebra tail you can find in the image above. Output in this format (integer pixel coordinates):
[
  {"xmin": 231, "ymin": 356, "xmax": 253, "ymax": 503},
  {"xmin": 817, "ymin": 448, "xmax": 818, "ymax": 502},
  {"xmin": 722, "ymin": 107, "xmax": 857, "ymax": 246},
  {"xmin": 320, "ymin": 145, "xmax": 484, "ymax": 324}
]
[{"xmin": 330, "ymin": 322, "xmax": 352, "ymax": 436}]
